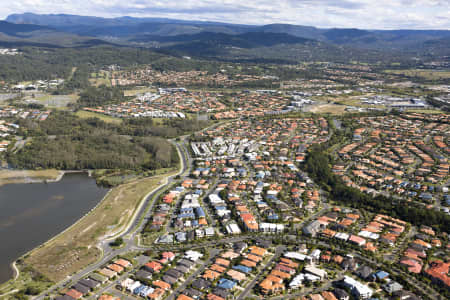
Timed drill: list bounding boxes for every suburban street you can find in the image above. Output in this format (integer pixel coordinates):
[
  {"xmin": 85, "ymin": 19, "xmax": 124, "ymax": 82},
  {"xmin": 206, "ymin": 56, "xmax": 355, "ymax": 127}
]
[
  {"xmin": 35, "ymin": 139, "xmax": 190, "ymax": 300},
  {"xmin": 30, "ymin": 118, "xmax": 447, "ymax": 300},
  {"xmin": 237, "ymin": 245, "xmax": 286, "ymax": 300},
  {"xmin": 165, "ymin": 248, "xmax": 221, "ymax": 300}
]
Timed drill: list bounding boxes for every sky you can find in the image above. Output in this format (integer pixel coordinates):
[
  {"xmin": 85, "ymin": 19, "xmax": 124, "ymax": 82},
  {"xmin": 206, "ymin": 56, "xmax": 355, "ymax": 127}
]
[{"xmin": 0, "ymin": 0, "xmax": 449, "ymax": 30}]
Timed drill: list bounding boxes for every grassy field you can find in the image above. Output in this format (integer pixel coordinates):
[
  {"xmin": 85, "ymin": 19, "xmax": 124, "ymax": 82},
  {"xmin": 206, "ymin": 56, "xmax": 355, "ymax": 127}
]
[
  {"xmin": 405, "ymin": 109, "xmax": 444, "ymax": 114},
  {"xmin": 335, "ymin": 98, "xmax": 362, "ymax": 106},
  {"xmin": 124, "ymin": 87, "xmax": 156, "ymax": 97},
  {"xmin": 335, "ymin": 98, "xmax": 385, "ymax": 110},
  {"xmin": 89, "ymin": 71, "xmax": 111, "ymax": 87},
  {"xmin": 150, "ymin": 118, "xmax": 167, "ymax": 125},
  {"xmin": 308, "ymin": 104, "xmax": 348, "ymax": 115},
  {"xmin": 23, "ymin": 172, "xmax": 176, "ymax": 282},
  {"xmin": 34, "ymin": 93, "xmax": 78, "ymax": 109},
  {"xmin": 0, "ymin": 263, "xmax": 53, "ymax": 297},
  {"xmin": 75, "ymin": 110, "xmax": 122, "ymax": 124},
  {"xmin": 0, "ymin": 169, "xmax": 62, "ymax": 187},
  {"xmin": 385, "ymin": 69, "xmax": 450, "ymax": 80}
]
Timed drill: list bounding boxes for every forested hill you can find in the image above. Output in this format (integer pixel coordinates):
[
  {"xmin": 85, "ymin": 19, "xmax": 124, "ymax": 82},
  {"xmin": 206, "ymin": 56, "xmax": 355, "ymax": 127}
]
[
  {"xmin": 7, "ymin": 112, "xmax": 209, "ymax": 171},
  {"xmin": 0, "ymin": 46, "xmax": 221, "ymax": 82},
  {"xmin": 6, "ymin": 13, "xmax": 450, "ymax": 55},
  {"xmin": 131, "ymin": 32, "xmax": 312, "ymax": 47},
  {"xmin": 0, "ymin": 20, "xmax": 49, "ymax": 35},
  {"xmin": 0, "ymin": 20, "xmax": 116, "ymax": 48}
]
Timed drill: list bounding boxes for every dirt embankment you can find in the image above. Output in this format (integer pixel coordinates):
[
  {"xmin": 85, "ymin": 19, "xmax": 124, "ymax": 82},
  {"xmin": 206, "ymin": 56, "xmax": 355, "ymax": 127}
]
[{"xmin": 0, "ymin": 170, "xmax": 63, "ymax": 187}]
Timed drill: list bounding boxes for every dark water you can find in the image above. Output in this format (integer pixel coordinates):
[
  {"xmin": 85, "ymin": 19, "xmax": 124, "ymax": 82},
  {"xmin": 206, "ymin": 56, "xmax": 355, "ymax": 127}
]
[{"xmin": 0, "ymin": 172, "xmax": 108, "ymax": 283}]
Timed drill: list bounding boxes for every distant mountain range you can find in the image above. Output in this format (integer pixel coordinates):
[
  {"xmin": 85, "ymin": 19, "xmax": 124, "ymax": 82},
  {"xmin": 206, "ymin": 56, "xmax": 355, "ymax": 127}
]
[
  {"xmin": 2, "ymin": 13, "xmax": 450, "ymax": 61},
  {"xmin": 0, "ymin": 20, "xmax": 115, "ymax": 48}
]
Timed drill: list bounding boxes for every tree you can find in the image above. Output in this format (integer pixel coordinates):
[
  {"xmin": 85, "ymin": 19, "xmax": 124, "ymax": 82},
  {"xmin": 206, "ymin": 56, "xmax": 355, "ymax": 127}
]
[
  {"xmin": 110, "ymin": 237, "xmax": 124, "ymax": 247},
  {"xmin": 24, "ymin": 286, "xmax": 41, "ymax": 295},
  {"xmin": 13, "ymin": 291, "xmax": 29, "ymax": 300}
]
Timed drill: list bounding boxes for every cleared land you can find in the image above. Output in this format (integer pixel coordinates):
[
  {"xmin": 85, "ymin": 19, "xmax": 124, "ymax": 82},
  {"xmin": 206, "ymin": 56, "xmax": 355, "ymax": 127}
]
[
  {"xmin": 0, "ymin": 169, "xmax": 62, "ymax": 186},
  {"xmin": 124, "ymin": 87, "xmax": 156, "ymax": 97},
  {"xmin": 385, "ymin": 69, "xmax": 450, "ymax": 80},
  {"xmin": 23, "ymin": 172, "xmax": 175, "ymax": 282},
  {"xmin": 89, "ymin": 71, "xmax": 111, "ymax": 87},
  {"xmin": 405, "ymin": 108, "xmax": 444, "ymax": 114},
  {"xmin": 308, "ymin": 103, "xmax": 348, "ymax": 114},
  {"xmin": 21, "ymin": 93, "xmax": 78, "ymax": 109},
  {"xmin": 36, "ymin": 94, "xmax": 78, "ymax": 108},
  {"xmin": 335, "ymin": 98, "xmax": 385, "ymax": 110},
  {"xmin": 75, "ymin": 110, "xmax": 122, "ymax": 124}
]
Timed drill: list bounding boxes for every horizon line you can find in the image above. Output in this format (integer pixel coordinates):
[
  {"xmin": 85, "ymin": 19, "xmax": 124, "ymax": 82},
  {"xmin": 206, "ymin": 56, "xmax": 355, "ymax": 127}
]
[{"xmin": 3, "ymin": 12, "xmax": 450, "ymax": 32}]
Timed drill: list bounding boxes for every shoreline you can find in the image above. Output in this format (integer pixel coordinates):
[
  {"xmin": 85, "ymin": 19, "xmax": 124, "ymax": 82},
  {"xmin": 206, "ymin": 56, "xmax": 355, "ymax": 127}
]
[
  {"xmin": 0, "ymin": 169, "xmax": 92, "ymax": 187},
  {"xmin": 3, "ymin": 143, "xmax": 185, "ymax": 287},
  {"xmin": 2, "ymin": 188, "xmax": 112, "ymax": 287},
  {"xmin": 0, "ymin": 169, "xmax": 101, "ymax": 287},
  {"xmin": 102, "ymin": 142, "xmax": 184, "ymax": 241},
  {"xmin": 11, "ymin": 262, "xmax": 18, "ymax": 281}
]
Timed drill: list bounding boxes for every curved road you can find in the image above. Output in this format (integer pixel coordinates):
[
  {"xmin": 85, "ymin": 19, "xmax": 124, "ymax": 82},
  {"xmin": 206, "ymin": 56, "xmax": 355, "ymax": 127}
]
[
  {"xmin": 35, "ymin": 138, "xmax": 190, "ymax": 300},
  {"xmin": 34, "ymin": 127, "xmax": 443, "ymax": 300},
  {"xmin": 35, "ymin": 122, "xmax": 222, "ymax": 299}
]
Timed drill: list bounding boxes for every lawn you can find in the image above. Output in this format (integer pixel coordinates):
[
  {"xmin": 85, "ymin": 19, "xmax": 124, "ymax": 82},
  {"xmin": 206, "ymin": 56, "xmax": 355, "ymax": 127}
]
[
  {"xmin": 23, "ymin": 171, "xmax": 176, "ymax": 282},
  {"xmin": 75, "ymin": 110, "xmax": 122, "ymax": 124}
]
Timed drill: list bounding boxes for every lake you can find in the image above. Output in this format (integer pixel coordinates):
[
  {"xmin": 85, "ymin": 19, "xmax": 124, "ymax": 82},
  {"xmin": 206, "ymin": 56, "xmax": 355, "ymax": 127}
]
[{"xmin": 0, "ymin": 172, "xmax": 108, "ymax": 283}]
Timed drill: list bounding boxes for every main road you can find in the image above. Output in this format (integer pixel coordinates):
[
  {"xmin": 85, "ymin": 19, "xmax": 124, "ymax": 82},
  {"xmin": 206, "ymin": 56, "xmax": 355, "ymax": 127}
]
[
  {"xmin": 35, "ymin": 138, "xmax": 190, "ymax": 300},
  {"xmin": 34, "ymin": 120, "xmax": 440, "ymax": 300},
  {"xmin": 35, "ymin": 121, "xmax": 228, "ymax": 299},
  {"xmin": 35, "ymin": 130, "xmax": 334, "ymax": 299}
]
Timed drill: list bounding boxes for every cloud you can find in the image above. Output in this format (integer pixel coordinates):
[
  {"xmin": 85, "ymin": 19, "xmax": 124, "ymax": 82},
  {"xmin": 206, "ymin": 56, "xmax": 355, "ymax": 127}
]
[{"xmin": 0, "ymin": 0, "xmax": 449, "ymax": 29}]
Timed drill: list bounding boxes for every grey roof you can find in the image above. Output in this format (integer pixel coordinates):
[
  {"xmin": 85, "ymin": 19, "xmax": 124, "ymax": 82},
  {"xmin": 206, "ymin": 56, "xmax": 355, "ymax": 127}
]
[
  {"xmin": 166, "ymin": 269, "xmax": 183, "ymax": 279},
  {"xmin": 183, "ymin": 288, "xmax": 203, "ymax": 298},
  {"xmin": 135, "ymin": 269, "xmax": 152, "ymax": 280},
  {"xmin": 78, "ymin": 278, "xmax": 98, "ymax": 289},
  {"xmin": 383, "ymin": 281, "xmax": 403, "ymax": 293},
  {"xmin": 233, "ymin": 242, "xmax": 247, "ymax": 253},
  {"xmin": 72, "ymin": 283, "xmax": 90, "ymax": 295},
  {"xmin": 303, "ymin": 220, "xmax": 322, "ymax": 236},
  {"xmin": 175, "ymin": 231, "xmax": 187, "ymax": 241},
  {"xmin": 192, "ymin": 278, "xmax": 211, "ymax": 290},
  {"xmin": 162, "ymin": 275, "xmax": 177, "ymax": 285},
  {"xmin": 158, "ymin": 234, "xmax": 173, "ymax": 243},
  {"xmin": 212, "ymin": 287, "xmax": 230, "ymax": 298},
  {"xmin": 89, "ymin": 273, "xmax": 108, "ymax": 283},
  {"xmin": 187, "ymin": 230, "xmax": 195, "ymax": 240},
  {"xmin": 256, "ymin": 238, "xmax": 271, "ymax": 248},
  {"xmin": 178, "ymin": 259, "xmax": 195, "ymax": 268},
  {"xmin": 356, "ymin": 265, "xmax": 373, "ymax": 280},
  {"xmin": 333, "ymin": 288, "xmax": 350, "ymax": 300},
  {"xmin": 175, "ymin": 265, "xmax": 189, "ymax": 274},
  {"xmin": 341, "ymin": 258, "xmax": 357, "ymax": 271},
  {"xmin": 390, "ymin": 290, "xmax": 419, "ymax": 300}
]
